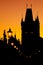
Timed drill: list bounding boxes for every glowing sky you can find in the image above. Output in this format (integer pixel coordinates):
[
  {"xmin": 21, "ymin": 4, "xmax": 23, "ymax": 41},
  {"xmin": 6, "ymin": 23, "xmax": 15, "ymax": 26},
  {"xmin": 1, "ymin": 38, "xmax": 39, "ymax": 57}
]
[{"xmin": 0, "ymin": 0, "xmax": 43, "ymax": 41}]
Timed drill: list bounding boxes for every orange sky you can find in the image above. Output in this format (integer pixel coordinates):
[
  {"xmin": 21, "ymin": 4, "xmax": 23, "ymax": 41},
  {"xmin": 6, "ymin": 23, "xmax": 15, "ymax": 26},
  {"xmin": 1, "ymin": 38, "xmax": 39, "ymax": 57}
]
[{"xmin": 0, "ymin": 0, "xmax": 43, "ymax": 42}]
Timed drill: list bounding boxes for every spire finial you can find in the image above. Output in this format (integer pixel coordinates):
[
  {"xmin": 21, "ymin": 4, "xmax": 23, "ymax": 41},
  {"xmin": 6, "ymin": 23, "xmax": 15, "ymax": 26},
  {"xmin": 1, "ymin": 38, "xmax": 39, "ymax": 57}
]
[
  {"xmin": 30, "ymin": 4, "xmax": 32, "ymax": 8},
  {"xmin": 26, "ymin": 0, "xmax": 28, "ymax": 9},
  {"xmin": 37, "ymin": 11, "xmax": 38, "ymax": 16}
]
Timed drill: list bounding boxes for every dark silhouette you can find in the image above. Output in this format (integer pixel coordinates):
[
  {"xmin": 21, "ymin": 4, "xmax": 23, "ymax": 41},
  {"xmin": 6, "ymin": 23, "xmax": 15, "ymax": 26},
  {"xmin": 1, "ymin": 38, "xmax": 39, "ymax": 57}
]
[
  {"xmin": 0, "ymin": 7, "xmax": 43, "ymax": 65},
  {"xmin": 21, "ymin": 8, "xmax": 40, "ymax": 55},
  {"xmin": 21, "ymin": 8, "xmax": 43, "ymax": 65}
]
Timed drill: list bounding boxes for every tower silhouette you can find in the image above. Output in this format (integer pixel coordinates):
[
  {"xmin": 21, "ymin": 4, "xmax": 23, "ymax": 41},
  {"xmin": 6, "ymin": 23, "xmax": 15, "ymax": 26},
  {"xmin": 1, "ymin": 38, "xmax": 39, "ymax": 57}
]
[{"xmin": 21, "ymin": 8, "xmax": 40, "ymax": 55}]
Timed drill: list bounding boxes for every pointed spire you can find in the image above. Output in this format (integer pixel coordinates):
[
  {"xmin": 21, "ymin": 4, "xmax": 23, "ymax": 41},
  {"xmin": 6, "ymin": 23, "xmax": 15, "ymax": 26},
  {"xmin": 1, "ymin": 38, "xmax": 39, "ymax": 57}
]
[
  {"xmin": 21, "ymin": 14, "xmax": 23, "ymax": 21},
  {"xmin": 21, "ymin": 17, "xmax": 23, "ymax": 22},
  {"xmin": 3, "ymin": 30, "xmax": 6, "ymax": 38},
  {"xmin": 26, "ymin": 0, "xmax": 28, "ymax": 9},
  {"xmin": 14, "ymin": 31, "xmax": 16, "ymax": 39},
  {"xmin": 35, "ymin": 14, "xmax": 39, "ymax": 24},
  {"xmin": 21, "ymin": 17, "xmax": 23, "ymax": 26},
  {"xmin": 3, "ymin": 30, "xmax": 5, "ymax": 35},
  {"xmin": 36, "ymin": 11, "xmax": 39, "ymax": 21},
  {"xmin": 15, "ymin": 34, "xmax": 16, "ymax": 39},
  {"xmin": 30, "ymin": 4, "xmax": 32, "ymax": 9},
  {"xmin": 37, "ymin": 16, "xmax": 39, "ymax": 21},
  {"xmin": 3, "ymin": 30, "xmax": 7, "ymax": 43},
  {"xmin": 21, "ymin": 13, "xmax": 23, "ymax": 22}
]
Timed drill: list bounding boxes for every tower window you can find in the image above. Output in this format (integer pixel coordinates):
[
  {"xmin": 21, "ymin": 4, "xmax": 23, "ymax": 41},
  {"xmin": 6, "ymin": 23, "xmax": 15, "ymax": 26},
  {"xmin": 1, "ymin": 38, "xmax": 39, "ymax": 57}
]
[
  {"xmin": 30, "ymin": 32, "xmax": 33, "ymax": 34},
  {"xmin": 25, "ymin": 32, "xmax": 28, "ymax": 34}
]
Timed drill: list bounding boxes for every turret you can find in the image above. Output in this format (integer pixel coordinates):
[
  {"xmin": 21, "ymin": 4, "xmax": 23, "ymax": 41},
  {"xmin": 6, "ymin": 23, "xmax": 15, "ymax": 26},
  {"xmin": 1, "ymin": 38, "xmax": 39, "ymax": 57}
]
[
  {"xmin": 3, "ymin": 30, "xmax": 7, "ymax": 43},
  {"xmin": 35, "ymin": 16, "xmax": 40, "ymax": 37}
]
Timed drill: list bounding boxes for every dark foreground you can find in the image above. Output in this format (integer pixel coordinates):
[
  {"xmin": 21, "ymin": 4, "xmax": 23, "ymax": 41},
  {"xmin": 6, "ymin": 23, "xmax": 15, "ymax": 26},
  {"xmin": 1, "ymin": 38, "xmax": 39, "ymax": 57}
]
[
  {"xmin": 0, "ymin": 40, "xmax": 43, "ymax": 65},
  {"xmin": 0, "ymin": 48, "xmax": 43, "ymax": 65}
]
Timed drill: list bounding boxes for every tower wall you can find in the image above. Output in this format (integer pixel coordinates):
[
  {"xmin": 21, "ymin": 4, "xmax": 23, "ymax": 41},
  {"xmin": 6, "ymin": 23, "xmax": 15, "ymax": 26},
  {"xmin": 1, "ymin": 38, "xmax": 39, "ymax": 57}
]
[{"xmin": 21, "ymin": 8, "xmax": 40, "ymax": 50}]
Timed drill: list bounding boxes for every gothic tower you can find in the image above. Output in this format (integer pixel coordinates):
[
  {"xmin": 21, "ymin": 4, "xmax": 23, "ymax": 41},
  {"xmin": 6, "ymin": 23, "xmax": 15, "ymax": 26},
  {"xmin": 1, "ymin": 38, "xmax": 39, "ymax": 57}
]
[{"xmin": 21, "ymin": 8, "xmax": 40, "ymax": 55}]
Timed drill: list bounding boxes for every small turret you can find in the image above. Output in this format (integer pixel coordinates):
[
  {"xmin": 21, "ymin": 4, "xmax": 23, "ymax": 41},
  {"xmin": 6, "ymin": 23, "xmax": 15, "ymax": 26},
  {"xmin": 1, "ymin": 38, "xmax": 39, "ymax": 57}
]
[
  {"xmin": 3, "ymin": 30, "xmax": 7, "ymax": 43},
  {"xmin": 35, "ymin": 15, "xmax": 40, "ymax": 37}
]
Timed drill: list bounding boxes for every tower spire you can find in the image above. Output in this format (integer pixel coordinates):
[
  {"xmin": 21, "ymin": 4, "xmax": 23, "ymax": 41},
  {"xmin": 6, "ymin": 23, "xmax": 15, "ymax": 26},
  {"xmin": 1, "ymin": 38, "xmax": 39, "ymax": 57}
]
[
  {"xmin": 14, "ymin": 31, "xmax": 16, "ymax": 39},
  {"xmin": 37, "ymin": 11, "xmax": 38, "ymax": 16},
  {"xmin": 26, "ymin": 0, "xmax": 28, "ymax": 9},
  {"xmin": 30, "ymin": 4, "xmax": 32, "ymax": 8}
]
